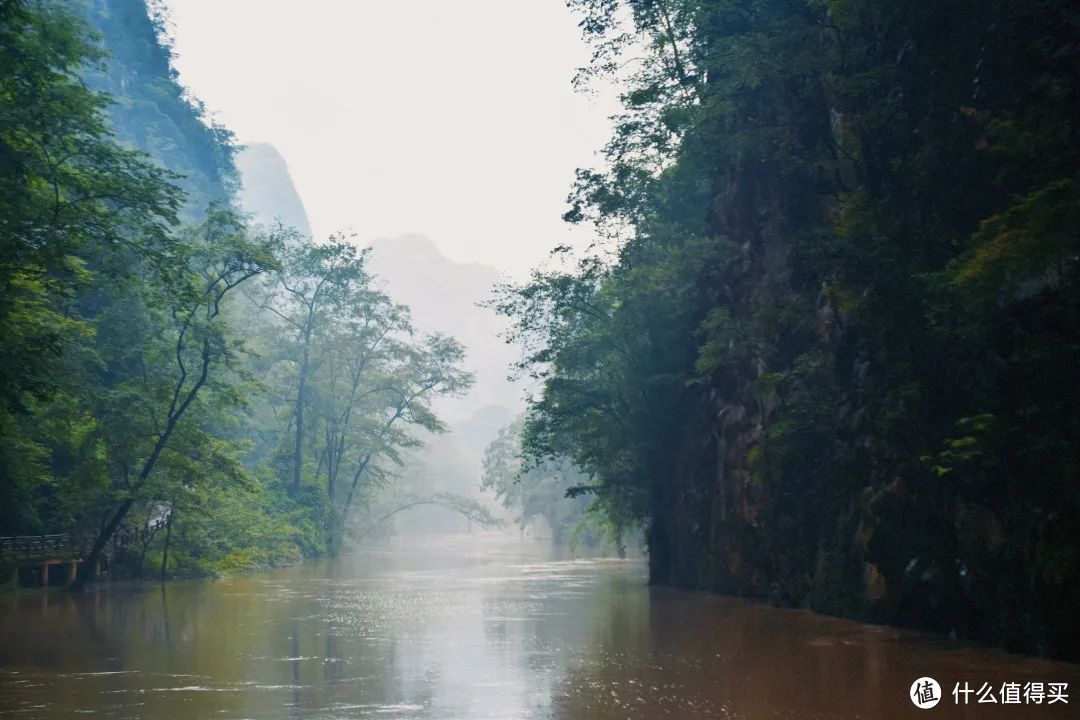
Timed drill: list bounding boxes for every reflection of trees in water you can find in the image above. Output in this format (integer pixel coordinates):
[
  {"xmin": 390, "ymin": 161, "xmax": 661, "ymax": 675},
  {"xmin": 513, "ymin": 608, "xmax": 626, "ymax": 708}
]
[
  {"xmin": 0, "ymin": 574, "xmax": 441, "ymax": 717},
  {"xmin": 6, "ymin": 551, "xmax": 1080, "ymax": 719},
  {"xmin": 547, "ymin": 578, "xmax": 656, "ymax": 719},
  {"xmin": 549, "ymin": 590, "xmax": 812, "ymax": 718},
  {"xmin": 549, "ymin": 588, "xmax": 1057, "ymax": 720}
]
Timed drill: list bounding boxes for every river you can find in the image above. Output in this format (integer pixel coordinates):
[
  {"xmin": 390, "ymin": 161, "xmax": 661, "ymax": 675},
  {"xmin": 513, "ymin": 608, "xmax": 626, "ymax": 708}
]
[{"xmin": 1, "ymin": 534, "xmax": 1077, "ymax": 719}]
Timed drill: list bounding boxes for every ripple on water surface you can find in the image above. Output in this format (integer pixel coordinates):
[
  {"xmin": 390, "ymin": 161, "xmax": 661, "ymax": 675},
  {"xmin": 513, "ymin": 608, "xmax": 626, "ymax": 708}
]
[{"xmin": 1, "ymin": 534, "xmax": 1078, "ymax": 719}]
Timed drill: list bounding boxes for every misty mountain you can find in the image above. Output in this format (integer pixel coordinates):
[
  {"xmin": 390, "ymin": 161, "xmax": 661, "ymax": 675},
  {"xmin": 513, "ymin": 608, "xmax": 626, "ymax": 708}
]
[
  {"xmin": 235, "ymin": 144, "xmax": 520, "ymax": 460},
  {"xmin": 236, "ymin": 143, "xmax": 313, "ymax": 237},
  {"xmin": 79, "ymin": 0, "xmax": 235, "ymax": 213},
  {"xmin": 365, "ymin": 234, "xmax": 522, "ymax": 423},
  {"xmin": 449, "ymin": 404, "xmax": 516, "ymax": 461}
]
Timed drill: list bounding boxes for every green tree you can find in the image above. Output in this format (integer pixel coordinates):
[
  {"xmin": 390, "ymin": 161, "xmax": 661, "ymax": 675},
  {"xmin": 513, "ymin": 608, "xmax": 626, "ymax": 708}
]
[
  {"xmin": 71, "ymin": 210, "xmax": 278, "ymax": 588},
  {"xmin": 0, "ymin": 0, "xmax": 182, "ymax": 533},
  {"xmin": 0, "ymin": 0, "xmax": 182, "ymax": 409},
  {"xmin": 249, "ymin": 240, "xmax": 474, "ymax": 550},
  {"xmin": 499, "ymin": 0, "xmax": 1080, "ymax": 659},
  {"xmin": 481, "ymin": 417, "xmax": 601, "ymax": 547},
  {"xmin": 333, "ymin": 332, "xmax": 473, "ymax": 546},
  {"xmin": 259, "ymin": 239, "xmax": 374, "ymax": 497}
]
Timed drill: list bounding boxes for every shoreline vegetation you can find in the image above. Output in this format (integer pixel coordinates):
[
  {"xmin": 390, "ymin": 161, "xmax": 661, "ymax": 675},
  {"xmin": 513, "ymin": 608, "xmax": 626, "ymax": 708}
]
[
  {"xmin": 1, "ymin": 0, "xmax": 474, "ymax": 590},
  {"xmin": 490, "ymin": 0, "xmax": 1080, "ymax": 661},
  {"xmin": 2, "ymin": 0, "xmax": 1078, "ymax": 663}
]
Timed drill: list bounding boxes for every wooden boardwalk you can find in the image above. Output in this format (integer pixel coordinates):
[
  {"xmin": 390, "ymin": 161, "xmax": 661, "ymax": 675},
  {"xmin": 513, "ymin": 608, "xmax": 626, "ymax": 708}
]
[
  {"xmin": 1, "ymin": 534, "xmax": 84, "ymax": 588},
  {"xmin": 2, "ymin": 516, "xmax": 168, "ymax": 588}
]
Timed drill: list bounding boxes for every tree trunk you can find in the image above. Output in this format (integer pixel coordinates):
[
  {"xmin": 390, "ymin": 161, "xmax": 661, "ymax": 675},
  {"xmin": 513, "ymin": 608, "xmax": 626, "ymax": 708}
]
[
  {"xmin": 160, "ymin": 511, "xmax": 173, "ymax": 581},
  {"xmin": 72, "ymin": 498, "xmax": 134, "ymax": 590},
  {"xmin": 291, "ymin": 318, "xmax": 314, "ymax": 495}
]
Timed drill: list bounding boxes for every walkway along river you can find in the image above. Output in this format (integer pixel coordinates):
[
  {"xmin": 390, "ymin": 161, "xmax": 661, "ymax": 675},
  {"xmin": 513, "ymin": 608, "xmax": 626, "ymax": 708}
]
[{"xmin": 1, "ymin": 534, "xmax": 1078, "ymax": 719}]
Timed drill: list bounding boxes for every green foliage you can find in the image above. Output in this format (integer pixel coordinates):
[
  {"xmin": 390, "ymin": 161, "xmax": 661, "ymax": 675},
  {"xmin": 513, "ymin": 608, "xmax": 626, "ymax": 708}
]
[
  {"xmin": 480, "ymin": 417, "xmax": 602, "ymax": 546},
  {"xmin": 499, "ymin": 0, "xmax": 1080, "ymax": 660},
  {"xmin": 0, "ymin": 0, "xmax": 182, "ymax": 534},
  {"xmin": 245, "ymin": 238, "xmax": 473, "ymax": 552},
  {"xmin": 0, "ymin": 0, "xmax": 181, "ymax": 414},
  {"xmin": 0, "ymin": 0, "xmax": 474, "ymax": 585},
  {"xmin": 954, "ymin": 179, "xmax": 1080, "ymax": 293},
  {"xmin": 78, "ymin": 0, "xmax": 238, "ymax": 209}
]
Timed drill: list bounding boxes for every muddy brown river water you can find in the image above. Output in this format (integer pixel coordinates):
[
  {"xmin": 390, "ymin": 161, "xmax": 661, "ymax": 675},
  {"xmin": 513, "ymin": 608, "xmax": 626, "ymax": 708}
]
[{"xmin": 1, "ymin": 534, "xmax": 1077, "ymax": 719}]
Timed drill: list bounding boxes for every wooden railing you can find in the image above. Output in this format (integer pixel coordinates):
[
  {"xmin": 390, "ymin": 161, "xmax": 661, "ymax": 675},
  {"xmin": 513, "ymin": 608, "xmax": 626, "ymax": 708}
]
[
  {"xmin": 1, "ymin": 515, "xmax": 170, "ymax": 565},
  {"xmin": 0, "ymin": 534, "xmax": 74, "ymax": 559}
]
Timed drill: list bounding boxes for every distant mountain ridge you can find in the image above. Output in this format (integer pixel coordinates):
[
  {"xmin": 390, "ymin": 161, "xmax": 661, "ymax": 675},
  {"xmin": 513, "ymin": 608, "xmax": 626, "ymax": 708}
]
[{"xmin": 365, "ymin": 233, "xmax": 522, "ymax": 422}]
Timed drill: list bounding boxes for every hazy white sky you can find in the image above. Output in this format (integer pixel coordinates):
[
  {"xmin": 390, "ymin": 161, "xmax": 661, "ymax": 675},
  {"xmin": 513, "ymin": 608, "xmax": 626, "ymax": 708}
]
[{"xmin": 167, "ymin": 0, "xmax": 618, "ymax": 278}]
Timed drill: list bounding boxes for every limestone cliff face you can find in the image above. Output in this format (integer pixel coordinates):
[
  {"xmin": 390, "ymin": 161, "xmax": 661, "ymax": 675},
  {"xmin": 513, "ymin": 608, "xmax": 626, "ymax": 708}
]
[
  {"xmin": 236, "ymin": 143, "xmax": 313, "ymax": 238},
  {"xmin": 648, "ymin": 76, "xmax": 874, "ymax": 616},
  {"xmin": 80, "ymin": 0, "xmax": 236, "ymax": 212},
  {"xmin": 652, "ymin": 162, "xmax": 819, "ymax": 601}
]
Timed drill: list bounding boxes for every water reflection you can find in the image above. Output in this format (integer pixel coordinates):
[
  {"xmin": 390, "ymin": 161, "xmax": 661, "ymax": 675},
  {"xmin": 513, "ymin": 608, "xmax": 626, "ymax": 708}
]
[{"xmin": 0, "ymin": 534, "xmax": 1077, "ymax": 719}]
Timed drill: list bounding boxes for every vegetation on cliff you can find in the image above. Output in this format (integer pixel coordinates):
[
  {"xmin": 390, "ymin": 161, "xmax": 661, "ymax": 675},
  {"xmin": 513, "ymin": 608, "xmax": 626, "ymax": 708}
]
[
  {"xmin": 0, "ymin": 0, "xmax": 472, "ymax": 581},
  {"xmin": 4, "ymin": 0, "xmax": 1079, "ymax": 665},
  {"xmin": 495, "ymin": 0, "xmax": 1080, "ymax": 660}
]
